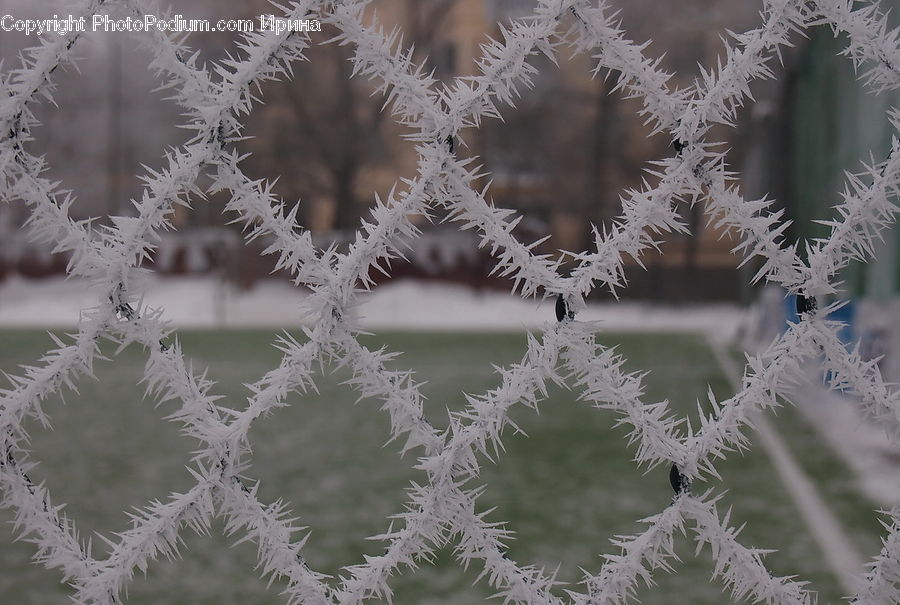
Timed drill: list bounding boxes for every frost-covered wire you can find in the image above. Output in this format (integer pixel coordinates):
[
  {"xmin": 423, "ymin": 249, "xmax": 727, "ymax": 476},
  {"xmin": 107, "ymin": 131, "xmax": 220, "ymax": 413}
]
[{"xmin": 2, "ymin": 0, "xmax": 900, "ymax": 603}]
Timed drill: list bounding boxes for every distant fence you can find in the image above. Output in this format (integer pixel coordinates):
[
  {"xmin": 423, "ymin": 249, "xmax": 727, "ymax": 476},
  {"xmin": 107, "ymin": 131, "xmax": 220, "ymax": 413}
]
[{"xmin": 0, "ymin": 223, "xmax": 742, "ymax": 300}]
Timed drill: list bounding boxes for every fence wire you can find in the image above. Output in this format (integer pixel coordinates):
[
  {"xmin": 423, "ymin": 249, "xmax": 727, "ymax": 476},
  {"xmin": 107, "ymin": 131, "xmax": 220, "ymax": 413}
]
[{"xmin": 1, "ymin": 0, "xmax": 900, "ymax": 603}]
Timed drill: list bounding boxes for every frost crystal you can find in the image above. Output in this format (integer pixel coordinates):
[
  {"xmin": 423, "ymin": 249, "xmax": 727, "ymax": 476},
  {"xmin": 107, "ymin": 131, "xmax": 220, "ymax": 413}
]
[{"xmin": 1, "ymin": 0, "xmax": 899, "ymax": 603}]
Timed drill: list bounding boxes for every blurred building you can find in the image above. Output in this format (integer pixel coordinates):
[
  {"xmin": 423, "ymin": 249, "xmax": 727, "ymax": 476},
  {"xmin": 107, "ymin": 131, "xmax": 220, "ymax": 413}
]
[
  {"xmin": 776, "ymin": 1, "xmax": 900, "ymax": 379},
  {"xmin": 783, "ymin": 8, "xmax": 900, "ymax": 300},
  {"xmin": 1, "ymin": 0, "xmax": 791, "ymax": 302},
  {"xmin": 242, "ymin": 0, "xmax": 765, "ymax": 301}
]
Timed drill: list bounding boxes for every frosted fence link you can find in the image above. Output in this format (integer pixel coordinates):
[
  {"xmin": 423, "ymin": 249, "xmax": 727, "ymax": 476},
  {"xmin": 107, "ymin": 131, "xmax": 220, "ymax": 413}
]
[
  {"xmin": 0, "ymin": 0, "xmax": 110, "ymax": 277},
  {"xmin": 812, "ymin": 319, "xmax": 900, "ymax": 432},
  {"xmin": 811, "ymin": 0, "xmax": 900, "ymax": 93},
  {"xmin": 1, "ymin": 0, "xmax": 900, "ymax": 603},
  {"xmin": 566, "ymin": 0, "xmax": 807, "ymax": 297},
  {"xmin": 0, "ymin": 2, "xmax": 856, "ymax": 600},
  {"xmin": 0, "ymin": 0, "xmax": 880, "ymax": 600}
]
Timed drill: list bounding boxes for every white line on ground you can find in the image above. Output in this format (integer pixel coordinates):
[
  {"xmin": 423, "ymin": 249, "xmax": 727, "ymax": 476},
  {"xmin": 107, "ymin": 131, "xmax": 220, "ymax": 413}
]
[
  {"xmin": 788, "ymin": 379, "xmax": 900, "ymax": 506},
  {"xmin": 707, "ymin": 339, "xmax": 865, "ymax": 596}
]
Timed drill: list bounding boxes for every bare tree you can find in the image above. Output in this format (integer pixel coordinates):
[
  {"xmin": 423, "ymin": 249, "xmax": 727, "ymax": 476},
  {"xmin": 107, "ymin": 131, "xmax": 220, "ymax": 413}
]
[{"xmin": 242, "ymin": 0, "xmax": 459, "ymax": 232}]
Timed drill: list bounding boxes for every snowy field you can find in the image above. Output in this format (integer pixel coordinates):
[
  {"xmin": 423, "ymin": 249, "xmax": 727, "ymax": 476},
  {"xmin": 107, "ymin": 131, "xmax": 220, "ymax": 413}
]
[
  {"xmin": 0, "ymin": 323, "xmax": 890, "ymax": 604},
  {"xmin": 0, "ymin": 275, "xmax": 746, "ymax": 339}
]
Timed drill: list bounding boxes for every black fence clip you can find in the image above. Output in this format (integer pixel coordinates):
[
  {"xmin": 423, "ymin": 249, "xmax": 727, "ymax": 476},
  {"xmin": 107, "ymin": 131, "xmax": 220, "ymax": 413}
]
[
  {"xmin": 669, "ymin": 463, "xmax": 691, "ymax": 496},
  {"xmin": 796, "ymin": 294, "xmax": 817, "ymax": 315},
  {"xmin": 555, "ymin": 294, "xmax": 574, "ymax": 322}
]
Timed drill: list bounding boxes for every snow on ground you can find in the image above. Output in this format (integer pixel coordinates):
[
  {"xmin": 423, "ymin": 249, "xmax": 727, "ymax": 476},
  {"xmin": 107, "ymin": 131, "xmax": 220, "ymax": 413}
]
[
  {"xmin": 787, "ymin": 374, "xmax": 900, "ymax": 506},
  {"xmin": 0, "ymin": 275, "xmax": 747, "ymax": 339}
]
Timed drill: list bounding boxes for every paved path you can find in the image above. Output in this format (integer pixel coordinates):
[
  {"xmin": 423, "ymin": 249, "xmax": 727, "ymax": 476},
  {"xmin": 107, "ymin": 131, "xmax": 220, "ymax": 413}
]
[{"xmin": 708, "ymin": 339, "xmax": 865, "ymax": 596}]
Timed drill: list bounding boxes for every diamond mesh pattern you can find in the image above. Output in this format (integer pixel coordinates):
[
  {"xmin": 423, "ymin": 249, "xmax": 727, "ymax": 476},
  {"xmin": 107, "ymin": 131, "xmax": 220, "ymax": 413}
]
[{"xmin": 1, "ymin": 0, "xmax": 900, "ymax": 603}]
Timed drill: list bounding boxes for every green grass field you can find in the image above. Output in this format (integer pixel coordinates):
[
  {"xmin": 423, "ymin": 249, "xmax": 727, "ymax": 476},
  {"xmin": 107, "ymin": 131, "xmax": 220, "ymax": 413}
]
[{"xmin": 0, "ymin": 330, "xmax": 887, "ymax": 604}]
